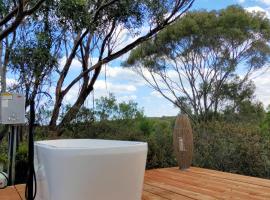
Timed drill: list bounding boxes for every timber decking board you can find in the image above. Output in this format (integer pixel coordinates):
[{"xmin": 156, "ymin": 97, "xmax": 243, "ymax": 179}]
[{"xmin": 1, "ymin": 167, "xmax": 270, "ymax": 200}]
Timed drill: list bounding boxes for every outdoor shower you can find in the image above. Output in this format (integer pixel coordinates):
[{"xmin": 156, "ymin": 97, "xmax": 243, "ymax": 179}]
[{"xmin": 0, "ymin": 93, "xmax": 35, "ymax": 200}]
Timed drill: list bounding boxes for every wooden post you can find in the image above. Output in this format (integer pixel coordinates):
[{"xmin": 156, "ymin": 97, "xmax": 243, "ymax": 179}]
[{"xmin": 173, "ymin": 114, "xmax": 193, "ymax": 170}]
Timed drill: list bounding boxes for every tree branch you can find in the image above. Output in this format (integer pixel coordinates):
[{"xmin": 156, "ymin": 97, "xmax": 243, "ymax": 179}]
[{"xmin": 0, "ymin": 0, "xmax": 46, "ymax": 41}]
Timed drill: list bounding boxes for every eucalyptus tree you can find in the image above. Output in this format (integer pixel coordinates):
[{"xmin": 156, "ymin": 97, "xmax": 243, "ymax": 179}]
[
  {"xmin": 8, "ymin": 2, "xmax": 60, "ymax": 122},
  {"xmin": 0, "ymin": 0, "xmax": 45, "ymax": 41},
  {"xmin": 0, "ymin": 0, "xmax": 46, "ymax": 93},
  {"xmin": 125, "ymin": 6, "xmax": 270, "ymax": 121},
  {"xmin": 0, "ymin": 1, "xmax": 47, "ymax": 141},
  {"xmin": 9, "ymin": 31, "xmax": 58, "ymax": 109},
  {"xmin": 46, "ymin": 0, "xmax": 195, "ymax": 130}
]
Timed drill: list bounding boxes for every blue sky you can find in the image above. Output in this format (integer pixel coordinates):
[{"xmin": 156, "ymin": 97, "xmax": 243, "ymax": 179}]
[
  {"xmin": 64, "ymin": 0, "xmax": 270, "ymax": 117},
  {"xmin": 193, "ymin": 0, "xmax": 270, "ymax": 10}
]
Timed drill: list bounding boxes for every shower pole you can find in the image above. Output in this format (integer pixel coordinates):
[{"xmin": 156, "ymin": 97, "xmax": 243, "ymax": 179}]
[{"xmin": 26, "ymin": 99, "xmax": 35, "ymax": 200}]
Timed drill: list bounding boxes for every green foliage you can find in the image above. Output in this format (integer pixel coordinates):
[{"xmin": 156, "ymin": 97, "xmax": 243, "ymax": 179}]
[
  {"xmin": 9, "ymin": 21, "xmax": 59, "ymax": 108},
  {"xmin": 138, "ymin": 117, "xmax": 154, "ymax": 136},
  {"xmin": 0, "ymin": 0, "xmax": 14, "ymax": 17},
  {"xmin": 193, "ymin": 121, "xmax": 270, "ymax": 178},
  {"xmin": 223, "ymin": 100, "xmax": 265, "ymax": 123},
  {"xmin": 125, "ymin": 5, "xmax": 270, "ymax": 121},
  {"xmin": 0, "ymin": 139, "xmax": 28, "ymax": 184},
  {"xmin": 2, "ymin": 114, "xmax": 270, "ymax": 183},
  {"xmin": 10, "ymin": 33, "xmax": 58, "ymax": 78},
  {"xmin": 59, "ymin": 104, "xmax": 94, "ymax": 124},
  {"xmin": 118, "ymin": 101, "xmax": 144, "ymax": 120},
  {"xmin": 36, "ymin": 103, "xmax": 54, "ymax": 125},
  {"xmin": 219, "ymin": 77, "xmax": 255, "ymax": 104},
  {"xmin": 146, "ymin": 120, "xmax": 176, "ymax": 168},
  {"xmin": 15, "ymin": 143, "xmax": 28, "ymax": 184},
  {"xmin": 126, "ymin": 6, "xmax": 270, "ymax": 69},
  {"xmin": 260, "ymin": 105, "xmax": 270, "ymax": 135},
  {"xmin": 0, "ymin": 139, "xmax": 8, "ymax": 164},
  {"xmin": 95, "ymin": 93, "xmax": 144, "ymax": 121},
  {"xmin": 95, "ymin": 94, "xmax": 118, "ymax": 121},
  {"xmin": 56, "ymin": 0, "xmax": 162, "ymax": 32},
  {"xmin": 50, "ymin": 116, "xmax": 270, "ymax": 177},
  {"xmin": 58, "ymin": 116, "xmax": 177, "ymax": 169},
  {"xmin": 0, "ymin": 1, "xmax": 4, "ymax": 16}
]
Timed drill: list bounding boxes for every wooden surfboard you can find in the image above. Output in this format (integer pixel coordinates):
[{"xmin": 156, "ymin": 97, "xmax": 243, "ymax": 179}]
[{"xmin": 173, "ymin": 114, "xmax": 193, "ymax": 170}]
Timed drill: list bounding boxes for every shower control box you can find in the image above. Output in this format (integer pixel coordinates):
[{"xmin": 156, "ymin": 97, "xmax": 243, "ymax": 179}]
[{"xmin": 0, "ymin": 93, "xmax": 25, "ymax": 124}]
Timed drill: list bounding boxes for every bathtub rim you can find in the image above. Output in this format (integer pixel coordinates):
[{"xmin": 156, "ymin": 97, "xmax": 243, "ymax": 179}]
[{"xmin": 34, "ymin": 139, "xmax": 148, "ymax": 154}]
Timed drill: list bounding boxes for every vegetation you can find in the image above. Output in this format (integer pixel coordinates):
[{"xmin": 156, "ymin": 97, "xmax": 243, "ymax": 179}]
[
  {"xmin": 1, "ymin": 0, "xmax": 195, "ymax": 136},
  {"xmin": 0, "ymin": 0, "xmax": 45, "ymax": 40},
  {"xmin": 0, "ymin": 93, "xmax": 268, "ymax": 184},
  {"xmin": 125, "ymin": 6, "xmax": 270, "ymax": 121}
]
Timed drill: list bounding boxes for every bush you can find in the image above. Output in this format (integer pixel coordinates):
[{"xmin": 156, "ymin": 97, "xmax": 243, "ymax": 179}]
[
  {"xmin": 15, "ymin": 142, "xmax": 28, "ymax": 184},
  {"xmin": 146, "ymin": 121, "xmax": 176, "ymax": 169},
  {"xmin": 0, "ymin": 140, "xmax": 8, "ymax": 167},
  {"xmin": 193, "ymin": 121, "xmax": 270, "ymax": 178},
  {"xmin": 59, "ymin": 117, "xmax": 177, "ymax": 169},
  {"xmin": 1, "ymin": 116, "xmax": 270, "ymax": 183}
]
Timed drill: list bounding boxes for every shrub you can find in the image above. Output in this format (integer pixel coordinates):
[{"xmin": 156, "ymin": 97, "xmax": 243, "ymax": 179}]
[
  {"xmin": 193, "ymin": 121, "xmax": 270, "ymax": 178},
  {"xmin": 1, "ymin": 116, "xmax": 270, "ymax": 183},
  {"xmin": 15, "ymin": 142, "xmax": 28, "ymax": 184}
]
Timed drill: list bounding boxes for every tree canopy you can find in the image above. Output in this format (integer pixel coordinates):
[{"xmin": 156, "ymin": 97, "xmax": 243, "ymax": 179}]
[
  {"xmin": 0, "ymin": 0, "xmax": 195, "ymax": 133},
  {"xmin": 125, "ymin": 5, "xmax": 270, "ymax": 121},
  {"xmin": 0, "ymin": 0, "xmax": 45, "ymax": 41}
]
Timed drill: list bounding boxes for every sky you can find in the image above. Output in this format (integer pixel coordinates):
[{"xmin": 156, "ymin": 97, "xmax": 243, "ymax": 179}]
[{"xmin": 10, "ymin": 0, "xmax": 270, "ymax": 117}]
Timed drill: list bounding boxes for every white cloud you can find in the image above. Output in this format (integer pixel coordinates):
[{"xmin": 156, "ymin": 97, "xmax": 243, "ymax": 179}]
[
  {"xmin": 63, "ymin": 84, "xmax": 80, "ymax": 104},
  {"xmin": 150, "ymin": 91, "xmax": 163, "ymax": 98},
  {"xmin": 251, "ymin": 67, "xmax": 270, "ymax": 107},
  {"xmin": 62, "ymin": 78, "xmax": 137, "ymax": 105},
  {"xmin": 59, "ymin": 57, "xmax": 81, "ymax": 70},
  {"xmin": 111, "ymin": 25, "xmax": 150, "ymax": 53},
  {"xmin": 7, "ymin": 78, "xmax": 18, "ymax": 86},
  {"xmin": 102, "ymin": 66, "xmax": 136, "ymax": 79},
  {"xmin": 150, "ymin": 90, "xmax": 177, "ymax": 101},
  {"xmin": 259, "ymin": 0, "xmax": 270, "ymax": 5},
  {"xmin": 100, "ymin": 66, "xmax": 148, "ymax": 87},
  {"xmin": 245, "ymin": 6, "xmax": 270, "ymax": 17},
  {"xmin": 94, "ymin": 80, "xmax": 136, "ymax": 93},
  {"xmin": 143, "ymin": 97, "xmax": 179, "ymax": 117},
  {"xmin": 117, "ymin": 95, "xmax": 137, "ymax": 102},
  {"xmin": 238, "ymin": 0, "xmax": 245, "ymax": 3},
  {"xmin": 59, "ymin": 57, "xmax": 99, "ymax": 71}
]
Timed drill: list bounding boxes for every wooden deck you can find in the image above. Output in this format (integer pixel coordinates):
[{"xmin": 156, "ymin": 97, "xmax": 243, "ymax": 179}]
[{"xmin": 1, "ymin": 167, "xmax": 270, "ymax": 199}]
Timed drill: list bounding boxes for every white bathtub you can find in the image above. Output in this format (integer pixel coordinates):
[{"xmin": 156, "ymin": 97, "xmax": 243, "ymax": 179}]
[{"xmin": 34, "ymin": 139, "xmax": 148, "ymax": 200}]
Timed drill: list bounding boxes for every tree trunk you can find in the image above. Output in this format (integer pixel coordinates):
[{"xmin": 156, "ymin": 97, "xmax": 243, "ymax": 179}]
[
  {"xmin": 49, "ymin": 32, "xmax": 88, "ymax": 127},
  {"xmin": 1, "ymin": 52, "xmax": 7, "ymax": 92},
  {"xmin": 49, "ymin": 95, "xmax": 64, "ymax": 128},
  {"xmin": 57, "ymin": 66, "xmax": 101, "ymax": 132}
]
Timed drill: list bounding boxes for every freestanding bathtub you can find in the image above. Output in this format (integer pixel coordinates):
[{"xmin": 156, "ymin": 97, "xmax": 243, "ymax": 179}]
[{"xmin": 34, "ymin": 139, "xmax": 148, "ymax": 200}]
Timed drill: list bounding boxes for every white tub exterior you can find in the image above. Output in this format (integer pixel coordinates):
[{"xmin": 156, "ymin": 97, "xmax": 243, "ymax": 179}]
[{"xmin": 34, "ymin": 139, "xmax": 148, "ymax": 200}]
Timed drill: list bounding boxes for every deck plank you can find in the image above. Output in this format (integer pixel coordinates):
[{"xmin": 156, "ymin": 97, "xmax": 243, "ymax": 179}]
[
  {"xmin": 151, "ymin": 168, "xmax": 270, "ymax": 199},
  {"xmin": 144, "ymin": 184, "xmax": 193, "ymax": 200},
  {"xmin": 14, "ymin": 185, "xmax": 25, "ymax": 200},
  {"xmin": 189, "ymin": 167, "xmax": 270, "ymax": 188},
  {"xmin": 0, "ymin": 186, "xmax": 21, "ymax": 200},
  {"xmin": 142, "ymin": 191, "xmax": 169, "ymax": 200},
  {"xmin": 1, "ymin": 167, "xmax": 270, "ymax": 200}
]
